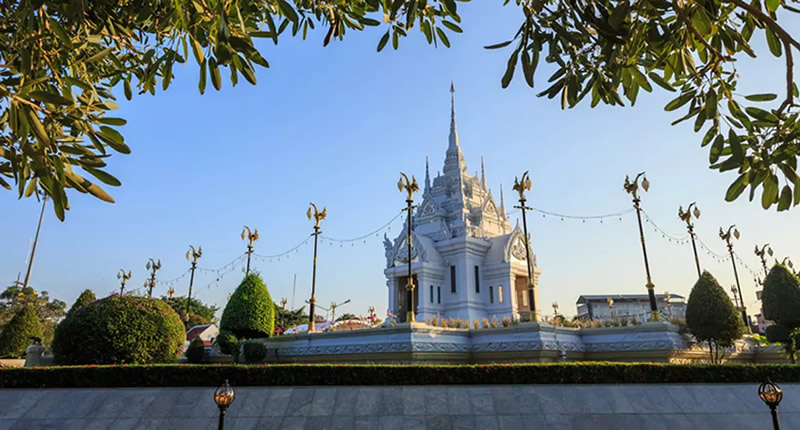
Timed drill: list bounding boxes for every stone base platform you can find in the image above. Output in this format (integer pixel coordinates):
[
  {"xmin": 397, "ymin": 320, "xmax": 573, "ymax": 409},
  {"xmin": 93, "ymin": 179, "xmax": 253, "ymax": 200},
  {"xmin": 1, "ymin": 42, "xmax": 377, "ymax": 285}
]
[{"xmin": 257, "ymin": 321, "xmax": 786, "ymax": 364}]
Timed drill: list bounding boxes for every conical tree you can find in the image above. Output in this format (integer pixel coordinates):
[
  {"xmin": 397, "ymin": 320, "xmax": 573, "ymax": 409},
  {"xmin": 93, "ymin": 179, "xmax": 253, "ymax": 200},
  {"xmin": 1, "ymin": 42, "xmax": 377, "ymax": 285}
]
[
  {"xmin": 220, "ymin": 273, "xmax": 275, "ymax": 339},
  {"xmin": 762, "ymin": 264, "xmax": 800, "ymax": 362},
  {"xmin": 0, "ymin": 305, "xmax": 43, "ymax": 358},
  {"xmin": 67, "ymin": 289, "xmax": 96, "ymax": 316},
  {"xmin": 686, "ymin": 271, "xmax": 743, "ymax": 363}
]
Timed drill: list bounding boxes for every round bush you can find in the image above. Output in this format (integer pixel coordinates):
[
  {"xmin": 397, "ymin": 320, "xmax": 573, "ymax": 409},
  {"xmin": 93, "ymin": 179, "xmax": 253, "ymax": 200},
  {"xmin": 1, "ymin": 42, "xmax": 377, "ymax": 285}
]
[
  {"xmin": 0, "ymin": 305, "xmax": 43, "ymax": 358},
  {"xmin": 185, "ymin": 336, "xmax": 206, "ymax": 364},
  {"xmin": 243, "ymin": 340, "xmax": 267, "ymax": 363},
  {"xmin": 52, "ymin": 296, "xmax": 186, "ymax": 365}
]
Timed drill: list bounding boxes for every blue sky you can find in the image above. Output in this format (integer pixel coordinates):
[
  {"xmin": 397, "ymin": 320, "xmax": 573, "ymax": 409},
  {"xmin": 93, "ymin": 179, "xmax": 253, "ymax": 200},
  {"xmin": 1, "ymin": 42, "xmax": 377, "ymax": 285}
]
[{"xmin": 2, "ymin": 3, "xmax": 798, "ymax": 321}]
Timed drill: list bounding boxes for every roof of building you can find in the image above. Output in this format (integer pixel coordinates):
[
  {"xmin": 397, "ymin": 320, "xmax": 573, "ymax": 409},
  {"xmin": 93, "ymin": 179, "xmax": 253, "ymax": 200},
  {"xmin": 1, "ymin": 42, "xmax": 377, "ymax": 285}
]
[
  {"xmin": 185, "ymin": 324, "xmax": 213, "ymax": 341},
  {"xmin": 576, "ymin": 294, "xmax": 685, "ymax": 303}
]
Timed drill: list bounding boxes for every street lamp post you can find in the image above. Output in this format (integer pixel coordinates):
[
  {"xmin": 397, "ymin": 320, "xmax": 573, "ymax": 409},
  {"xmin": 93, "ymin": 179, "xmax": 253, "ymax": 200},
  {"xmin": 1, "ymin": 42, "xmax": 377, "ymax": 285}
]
[
  {"xmin": 755, "ymin": 243, "xmax": 774, "ymax": 278},
  {"xmin": 214, "ymin": 379, "xmax": 236, "ymax": 430},
  {"xmin": 398, "ymin": 172, "xmax": 419, "ymax": 323},
  {"xmin": 678, "ymin": 203, "xmax": 702, "ymax": 278},
  {"xmin": 513, "ymin": 171, "xmax": 537, "ymax": 321},
  {"xmin": 720, "ymin": 225, "xmax": 749, "ymax": 330},
  {"xmin": 185, "ymin": 245, "xmax": 202, "ymax": 320},
  {"xmin": 329, "ymin": 299, "xmax": 351, "ymax": 323},
  {"xmin": 758, "ymin": 379, "xmax": 783, "ymax": 430},
  {"xmin": 241, "ymin": 226, "xmax": 259, "ymax": 275},
  {"xmin": 307, "ymin": 203, "xmax": 326, "ymax": 332},
  {"xmin": 624, "ymin": 172, "xmax": 658, "ymax": 321},
  {"xmin": 116, "ymin": 269, "xmax": 131, "ymax": 295},
  {"xmin": 731, "ymin": 285, "xmax": 741, "ymax": 310},
  {"xmin": 145, "ymin": 258, "xmax": 161, "ymax": 298},
  {"xmin": 664, "ymin": 291, "xmax": 673, "ymax": 320},
  {"xmin": 22, "ymin": 194, "xmax": 47, "ymax": 290}
]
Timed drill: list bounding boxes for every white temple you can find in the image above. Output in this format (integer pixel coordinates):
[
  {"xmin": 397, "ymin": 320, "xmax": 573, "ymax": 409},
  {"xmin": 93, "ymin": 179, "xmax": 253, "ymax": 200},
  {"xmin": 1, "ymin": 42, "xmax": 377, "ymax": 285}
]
[{"xmin": 383, "ymin": 84, "xmax": 541, "ymax": 323}]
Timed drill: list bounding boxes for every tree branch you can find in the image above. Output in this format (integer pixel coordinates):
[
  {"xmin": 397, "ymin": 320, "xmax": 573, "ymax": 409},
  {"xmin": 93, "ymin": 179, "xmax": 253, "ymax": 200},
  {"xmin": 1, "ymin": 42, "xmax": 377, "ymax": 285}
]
[
  {"xmin": 728, "ymin": 0, "xmax": 799, "ymax": 112},
  {"xmin": 673, "ymin": 2, "xmax": 730, "ymax": 68}
]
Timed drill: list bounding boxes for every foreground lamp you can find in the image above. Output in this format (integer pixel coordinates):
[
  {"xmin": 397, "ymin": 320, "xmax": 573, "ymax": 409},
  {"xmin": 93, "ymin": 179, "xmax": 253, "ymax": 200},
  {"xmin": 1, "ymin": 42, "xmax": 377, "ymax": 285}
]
[
  {"xmin": 214, "ymin": 379, "xmax": 236, "ymax": 430},
  {"xmin": 398, "ymin": 172, "xmax": 419, "ymax": 323},
  {"xmin": 624, "ymin": 172, "xmax": 658, "ymax": 321},
  {"xmin": 758, "ymin": 379, "xmax": 783, "ymax": 430},
  {"xmin": 513, "ymin": 171, "xmax": 537, "ymax": 320}
]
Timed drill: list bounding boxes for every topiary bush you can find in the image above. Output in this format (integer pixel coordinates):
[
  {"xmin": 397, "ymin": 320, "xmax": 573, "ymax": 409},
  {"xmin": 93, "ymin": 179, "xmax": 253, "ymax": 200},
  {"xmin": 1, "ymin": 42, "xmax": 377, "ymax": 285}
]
[
  {"xmin": 220, "ymin": 274, "xmax": 275, "ymax": 339},
  {"xmin": 0, "ymin": 305, "xmax": 43, "ymax": 358},
  {"xmin": 185, "ymin": 337, "xmax": 206, "ymax": 364},
  {"xmin": 243, "ymin": 340, "xmax": 267, "ymax": 363},
  {"xmin": 685, "ymin": 271, "xmax": 743, "ymax": 363},
  {"xmin": 215, "ymin": 330, "xmax": 240, "ymax": 362},
  {"xmin": 762, "ymin": 264, "xmax": 800, "ymax": 363},
  {"xmin": 52, "ymin": 296, "xmax": 186, "ymax": 365},
  {"xmin": 66, "ymin": 289, "xmax": 96, "ymax": 317}
]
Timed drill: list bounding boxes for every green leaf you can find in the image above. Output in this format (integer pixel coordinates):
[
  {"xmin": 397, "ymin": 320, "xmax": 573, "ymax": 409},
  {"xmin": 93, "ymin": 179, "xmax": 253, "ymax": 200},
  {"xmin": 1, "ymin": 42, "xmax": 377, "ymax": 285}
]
[
  {"xmin": 84, "ymin": 167, "xmax": 121, "ymax": 186},
  {"xmin": 501, "ymin": 49, "xmax": 520, "ymax": 88},
  {"xmin": 710, "ymin": 134, "xmax": 724, "ymax": 163},
  {"xmin": 199, "ymin": 59, "xmax": 207, "ymax": 94},
  {"xmin": 277, "ymin": 0, "xmax": 299, "ymax": 22},
  {"xmin": 123, "ymin": 79, "xmax": 132, "ymax": 100},
  {"xmin": 28, "ymin": 91, "xmax": 73, "ymax": 106},
  {"xmin": 485, "ymin": 41, "xmax": 513, "ymax": 50},
  {"xmin": 209, "ymin": 57, "xmax": 221, "ymax": 91},
  {"xmin": 96, "ymin": 127, "xmax": 130, "ymax": 154},
  {"xmin": 191, "ymin": 37, "xmax": 204, "ymax": 65},
  {"xmin": 765, "ymin": 26, "xmax": 782, "ymax": 57},
  {"xmin": 664, "ymin": 92, "xmax": 693, "ymax": 111},
  {"xmin": 98, "ymin": 118, "xmax": 127, "ymax": 126},
  {"xmin": 443, "ymin": 0, "xmax": 457, "ymax": 14},
  {"xmin": 746, "ymin": 107, "xmax": 779, "ymax": 123},
  {"xmin": 25, "ymin": 108, "xmax": 51, "ymax": 147},
  {"xmin": 442, "ymin": 21, "xmax": 462, "ymax": 33},
  {"xmin": 48, "ymin": 18, "xmax": 72, "ymax": 48},
  {"xmin": 86, "ymin": 47, "xmax": 113, "ymax": 63},
  {"xmin": 377, "ymin": 31, "xmax": 390, "ymax": 51},
  {"xmin": 766, "ymin": 0, "xmax": 780, "ymax": 13},
  {"xmin": 728, "ymin": 129, "xmax": 743, "ymax": 162},
  {"xmin": 647, "ymin": 72, "xmax": 675, "ymax": 92},
  {"xmin": 762, "ymin": 173, "xmax": 779, "ymax": 209},
  {"xmin": 745, "ymin": 93, "xmax": 778, "ymax": 102},
  {"xmin": 778, "ymin": 185, "xmax": 792, "ymax": 211},
  {"xmin": 436, "ymin": 27, "xmax": 450, "ymax": 47},
  {"xmin": 691, "ymin": 8, "xmax": 712, "ymax": 36},
  {"xmin": 725, "ymin": 173, "xmax": 749, "ymax": 201}
]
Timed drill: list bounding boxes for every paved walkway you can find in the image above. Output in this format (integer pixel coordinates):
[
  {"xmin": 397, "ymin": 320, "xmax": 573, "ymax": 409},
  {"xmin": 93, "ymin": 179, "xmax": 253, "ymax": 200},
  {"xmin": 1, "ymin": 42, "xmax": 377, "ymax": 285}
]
[{"xmin": 2, "ymin": 384, "xmax": 799, "ymax": 429}]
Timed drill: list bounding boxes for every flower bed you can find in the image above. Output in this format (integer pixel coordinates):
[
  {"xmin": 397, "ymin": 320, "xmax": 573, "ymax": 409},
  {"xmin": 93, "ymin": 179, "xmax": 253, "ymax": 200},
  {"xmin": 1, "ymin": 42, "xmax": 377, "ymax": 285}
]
[{"xmin": 2, "ymin": 362, "xmax": 800, "ymax": 388}]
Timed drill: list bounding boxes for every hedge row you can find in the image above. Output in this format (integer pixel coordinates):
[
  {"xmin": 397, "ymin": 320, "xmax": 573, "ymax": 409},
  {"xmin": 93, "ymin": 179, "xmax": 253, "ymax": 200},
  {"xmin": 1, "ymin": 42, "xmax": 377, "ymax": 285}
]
[{"xmin": 3, "ymin": 362, "xmax": 800, "ymax": 388}]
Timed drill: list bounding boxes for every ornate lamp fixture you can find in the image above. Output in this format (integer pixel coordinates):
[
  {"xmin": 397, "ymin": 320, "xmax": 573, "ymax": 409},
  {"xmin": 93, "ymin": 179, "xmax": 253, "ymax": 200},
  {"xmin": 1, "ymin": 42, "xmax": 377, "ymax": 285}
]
[
  {"xmin": 398, "ymin": 172, "xmax": 419, "ymax": 323},
  {"xmin": 145, "ymin": 258, "xmax": 161, "ymax": 298},
  {"xmin": 758, "ymin": 379, "xmax": 783, "ymax": 430},
  {"xmin": 185, "ymin": 245, "xmax": 202, "ymax": 320},
  {"xmin": 241, "ymin": 226, "xmax": 259, "ymax": 274},
  {"xmin": 214, "ymin": 379, "xmax": 236, "ymax": 430},
  {"xmin": 624, "ymin": 172, "xmax": 658, "ymax": 321},
  {"xmin": 307, "ymin": 202, "xmax": 326, "ymax": 332},
  {"xmin": 677, "ymin": 202, "xmax": 702, "ymax": 278},
  {"xmin": 116, "ymin": 269, "xmax": 132, "ymax": 295},
  {"xmin": 720, "ymin": 225, "xmax": 748, "ymax": 330},
  {"xmin": 513, "ymin": 171, "xmax": 536, "ymax": 320}
]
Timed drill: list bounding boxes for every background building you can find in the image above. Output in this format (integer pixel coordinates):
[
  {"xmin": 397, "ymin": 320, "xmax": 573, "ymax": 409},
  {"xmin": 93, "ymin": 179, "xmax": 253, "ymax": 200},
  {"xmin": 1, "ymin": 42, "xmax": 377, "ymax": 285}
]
[{"xmin": 575, "ymin": 294, "xmax": 686, "ymax": 322}]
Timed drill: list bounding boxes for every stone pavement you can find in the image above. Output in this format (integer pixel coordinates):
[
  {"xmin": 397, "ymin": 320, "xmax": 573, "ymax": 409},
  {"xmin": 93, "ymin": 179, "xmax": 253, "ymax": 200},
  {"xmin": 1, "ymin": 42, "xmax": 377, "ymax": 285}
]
[{"xmin": 2, "ymin": 384, "xmax": 799, "ymax": 429}]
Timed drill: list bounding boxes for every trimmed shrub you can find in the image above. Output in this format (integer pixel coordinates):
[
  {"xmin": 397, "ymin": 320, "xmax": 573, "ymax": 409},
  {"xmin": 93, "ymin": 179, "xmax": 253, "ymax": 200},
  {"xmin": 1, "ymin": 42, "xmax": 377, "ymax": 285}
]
[
  {"xmin": 6, "ymin": 363, "xmax": 800, "ymax": 389},
  {"xmin": 243, "ymin": 340, "xmax": 267, "ymax": 363},
  {"xmin": 185, "ymin": 337, "xmax": 205, "ymax": 364},
  {"xmin": 220, "ymin": 274, "xmax": 275, "ymax": 339},
  {"xmin": 52, "ymin": 296, "xmax": 186, "ymax": 365},
  {"xmin": 215, "ymin": 330, "xmax": 240, "ymax": 362},
  {"xmin": 0, "ymin": 305, "xmax": 43, "ymax": 358},
  {"xmin": 686, "ymin": 271, "xmax": 743, "ymax": 363},
  {"xmin": 67, "ymin": 289, "xmax": 96, "ymax": 317},
  {"xmin": 763, "ymin": 265, "xmax": 800, "ymax": 327},
  {"xmin": 762, "ymin": 264, "xmax": 800, "ymax": 363}
]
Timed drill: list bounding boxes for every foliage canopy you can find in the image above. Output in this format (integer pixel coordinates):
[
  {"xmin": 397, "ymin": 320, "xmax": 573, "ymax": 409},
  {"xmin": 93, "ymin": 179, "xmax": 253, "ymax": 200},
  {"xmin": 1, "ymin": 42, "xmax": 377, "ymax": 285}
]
[
  {"xmin": 3, "ymin": 0, "xmax": 798, "ymax": 218},
  {"xmin": 66, "ymin": 289, "xmax": 96, "ymax": 316}
]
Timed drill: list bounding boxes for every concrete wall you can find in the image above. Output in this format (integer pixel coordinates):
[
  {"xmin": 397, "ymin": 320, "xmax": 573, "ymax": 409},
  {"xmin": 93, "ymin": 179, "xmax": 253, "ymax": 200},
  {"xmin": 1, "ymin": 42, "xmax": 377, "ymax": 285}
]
[{"xmin": 3, "ymin": 384, "xmax": 799, "ymax": 429}]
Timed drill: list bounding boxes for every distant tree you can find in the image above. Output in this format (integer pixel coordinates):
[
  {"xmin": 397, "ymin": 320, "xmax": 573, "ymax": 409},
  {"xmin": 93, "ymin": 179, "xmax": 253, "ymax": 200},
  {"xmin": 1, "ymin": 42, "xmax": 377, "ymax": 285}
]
[
  {"xmin": 185, "ymin": 337, "xmax": 206, "ymax": 364},
  {"xmin": 273, "ymin": 302, "xmax": 309, "ymax": 333},
  {"xmin": 762, "ymin": 264, "xmax": 800, "ymax": 363},
  {"xmin": 686, "ymin": 271, "xmax": 743, "ymax": 363},
  {"xmin": 336, "ymin": 313, "xmax": 357, "ymax": 322},
  {"xmin": 161, "ymin": 296, "xmax": 219, "ymax": 329},
  {"xmin": 220, "ymin": 274, "xmax": 275, "ymax": 363},
  {"xmin": 66, "ymin": 289, "xmax": 96, "ymax": 316},
  {"xmin": 0, "ymin": 285, "xmax": 65, "ymax": 350},
  {"xmin": 0, "ymin": 305, "xmax": 43, "ymax": 358}
]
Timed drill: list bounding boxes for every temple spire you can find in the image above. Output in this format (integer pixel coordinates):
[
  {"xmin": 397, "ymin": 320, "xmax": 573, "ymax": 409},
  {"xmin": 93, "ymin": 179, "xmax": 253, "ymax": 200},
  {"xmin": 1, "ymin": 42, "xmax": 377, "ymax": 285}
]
[
  {"xmin": 481, "ymin": 157, "xmax": 486, "ymax": 189},
  {"xmin": 424, "ymin": 156, "xmax": 431, "ymax": 193},
  {"xmin": 444, "ymin": 82, "xmax": 466, "ymax": 176},
  {"xmin": 500, "ymin": 184, "xmax": 506, "ymax": 216}
]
